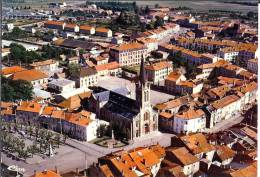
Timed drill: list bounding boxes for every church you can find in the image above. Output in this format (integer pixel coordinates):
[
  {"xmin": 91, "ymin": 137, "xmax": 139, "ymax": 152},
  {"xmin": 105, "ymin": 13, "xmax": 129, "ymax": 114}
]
[{"xmin": 88, "ymin": 57, "xmax": 158, "ymax": 140}]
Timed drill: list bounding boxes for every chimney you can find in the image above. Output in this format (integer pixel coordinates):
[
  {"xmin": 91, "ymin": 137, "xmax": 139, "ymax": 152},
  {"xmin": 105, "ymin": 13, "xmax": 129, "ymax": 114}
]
[
  {"xmin": 43, "ymin": 169, "xmax": 48, "ymax": 174},
  {"xmin": 76, "ymin": 168, "xmax": 79, "ymax": 175},
  {"xmin": 34, "ymin": 170, "xmax": 37, "ymax": 176}
]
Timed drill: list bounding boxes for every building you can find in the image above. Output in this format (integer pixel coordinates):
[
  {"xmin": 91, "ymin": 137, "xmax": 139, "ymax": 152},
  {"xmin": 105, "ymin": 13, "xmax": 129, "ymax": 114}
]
[
  {"xmin": 94, "ymin": 61, "xmax": 121, "ymax": 77},
  {"xmin": 110, "ymin": 42, "xmax": 148, "ymax": 66},
  {"xmin": 145, "ymin": 61, "xmax": 173, "ymax": 84},
  {"xmin": 30, "ymin": 59, "xmax": 59, "ymax": 73},
  {"xmin": 173, "ymin": 108, "xmax": 206, "ymax": 134},
  {"xmin": 48, "ymin": 78, "xmax": 76, "ymax": 93},
  {"xmin": 90, "ymin": 55, "xmax": 109, "ymax": 65},
  {"xmin": 44, "ymin": 20, "xmax": 65, "ymax": 31},
  {"xmin": 165, "ymin": 147, "xmax": 200, "ymax": 176},
  {"xmin": 64, "ymin": 23, "xmax": 79, "ymax": 33},
  {"xmin": 95, "ymin": 145, "xmax": 165, "ymax": 177},
  {"xmin": 247, "ymin": 58, "xmax": 257, "ymax": 74},
  {"xmin": 12, "ymin": 69, "xmax": 48, "ymax": 87},
  {"xmin": 214, "ymin": 145, "xmax": 235, "ymax": 166},
  {"xmin": 74, "ymin": 67, "xmax": 98, "ymax": 88},
  {"xmin": 205, "ymin": 95, "xmax": 241, "ymax": 128},
  {"xmin": 1, "ymin": 66, "xmax": 27, "ymax": 77},
  {"xmin": 79, "ymin": 25, "xmax": 95, "ymax": 35},
  {"xmin": 137, "ymin": 37, "xmax": 158, "ymax": 53},
  {"xmin": 31, "ymin": 170, "xmax": 61, "ymax": 177},
  {"xmin": 95, "ymin": 27, "xmax": 112, "ymax": 37},
  {"xmin": 89, "ymin": 57, "xmax": 158, "ymax": 140}
]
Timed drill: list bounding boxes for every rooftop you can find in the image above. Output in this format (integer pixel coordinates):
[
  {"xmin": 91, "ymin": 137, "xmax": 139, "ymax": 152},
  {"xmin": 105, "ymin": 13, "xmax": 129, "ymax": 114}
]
[{"xmin": 12, "ymin": 69, "xmax": 48, "ymax": 82}]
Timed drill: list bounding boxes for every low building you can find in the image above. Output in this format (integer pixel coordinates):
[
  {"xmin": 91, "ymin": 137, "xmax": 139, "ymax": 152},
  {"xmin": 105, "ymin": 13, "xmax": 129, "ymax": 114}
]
[
  {"xmin": 64, "ymin": 23, "xmax": 79, "ymax": 32},
  {"xmin": 137, "ymin": 37, "xmax": 158, "ymax": 53},
  {"xmin": 48, "ymin": 78, "xmax": 75, "ymax": 93},
  {"xmin": 94, "ymin": 61, "xmax": 121, "ymax": 77},
  {"xmin": 44, "ymin": 20, "xmax": 65, "ymax": 31},
  {"xmin": 12, "ymin": 69, "xmax": 48, "ymax": 87},
  {"xmin": 31, "ymin": 170, "xmax": 61, "ymax": 177},
  {"xmin": 95, "ymin": 27, "xmax": 112, "ymax": 37},
  {"xmin": 159, "ymin": 112, "xmax": 174, "ymax": 132},
  {"xmin": 1, "ymin": 66, "xmax": 27, "ymax": 77},
  {"xmin": 30, "ymin": 59, "xmax": 59, "ymax": 73},
  {"xmin": 79, "ymin": 25, "xmax": 95, "ymax": 35},
  {"xmin": 145, "ymin": 61, "xmax": 173, "ymax": 84},
  {"xmin": 110, "ymin": 42, "xmax": 148, "ymax": 66},
  {"xmin": 165, "ymin": 147, "xmax": 200, "ymax": 176},
  {"xmin": 67, "ymin": 56, "xmax": 79, "ymax": 65},
  {"xmin": 90, "ymin": 55, "xmax": 108, "ymax": 65},
  {"xmin": 173, "ymin": 108, "xmax": 206, "ymax": 134},
  {"xmin": 213, "ymin": 145, "xmax": 235, "ymax": 166},
  {"xmin": 247, "ymin": 58, "xmax": 257, "ymax": 74}
]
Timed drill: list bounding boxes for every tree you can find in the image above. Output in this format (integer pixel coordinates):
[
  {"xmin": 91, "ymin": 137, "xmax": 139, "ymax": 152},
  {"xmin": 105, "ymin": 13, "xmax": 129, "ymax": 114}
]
[
  {"xmin": 3, "ymin": 27, "xmax": 28, "ymax": 40},
  {"xmin": 155, "ymin": 3, "xmax": 159, "ymax": 8},
  {"xmin": 144, "ymin": 5, "xmax": 150, "ymax": 14},
  {"xmin": 154, "ymin": 16, "xmax": 164, "ymax": 28},
  {"xmin": 68, "ymin": 63, "xmax": 80, "ymax": 78}
]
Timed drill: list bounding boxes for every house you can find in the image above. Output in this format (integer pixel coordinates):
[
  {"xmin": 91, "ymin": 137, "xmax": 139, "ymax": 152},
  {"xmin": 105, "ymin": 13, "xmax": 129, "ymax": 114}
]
[
  {"xmin": 205, "ymin": 95, "xmax": 241, "ymax": 128},
  {"xmin": 1, "ymin": 48, "xmax": 10, "ymax": 57},
  {"xmin": 44, "ymin": 20, "xmax": 65, "ymax": 31},
  {"xmin": 136, "ymin": 37, "xmax": 158, "ymax": 53},
  {"xmin": 96, "ymin": 145, "xmax": 164, "ymax": 177},
  {"xmin": 67, "ymin": 56, "xmax": 79, "ymax": 64},
  {"xmin": 30, "ymin": 59, "xmax": 59, "ymax": 73},
  {"xmin": 95, "ymin": 27, "xmax": 112, "ymax": 37},
  {"xmin": 145, "ymin": 61, "xmax": 173, "ymax": 84},
  {"xmin": 165, "ymin": 147, "xmax": 200, "ymax": 176},
  {"xmin": 12, "ymin": 69, "xmax": 49, "ymax": 87},
  {"xmin": 110, "ymin": 42, "xmax": 148, "ymax": 66},
  {"xmin": 173, "ymin": 108, "xmax": 206, "ymax": 134},
  {"xmin": 94, "ymin": 61, "xmax": 121, "ymax": 77},
  {"xmin": 73, "ymin": 67, "xmax": 98, "ymax": 88},
  {"xmin": 159, "ymin": 111, "xmax": 174, "ymax": 132},
  {"xmin": 48, "ymin": 78, "xmax": 76, "ymax": 93},
  {"xmin": 64, "ymin": 23, "xmax": 79, "ymax": 32},
  {"xmin": 90, "ymin": 55, "xmax": 109, "ymax": 65},
  {"xmin": 31, "ymin": 170, "xmax": 61, "ymax": 177},
  {"xmin": 1, "ymin": 66, "xmax": 27, "ymax": 77},
  {"xmin": 247, "ymin": 58, "xmax": 257, "ymax": 74},
  {"xmin": 213, "ymin": 145, "xmax": 235, "ymax": 166},
  {"xmin": 175, "ymin": 133, "xmax": 216, "ymax": 161},
  {"xmin": 16, "ymin": 101, "xmax": 44, "ymax": 126},
  {"xmin": 79, "ymin": 25, "xmax": 95, "ymax": 35},
  {"xmin": 229, "ymin": 161, "xmax": 257, "ymax": 177}
]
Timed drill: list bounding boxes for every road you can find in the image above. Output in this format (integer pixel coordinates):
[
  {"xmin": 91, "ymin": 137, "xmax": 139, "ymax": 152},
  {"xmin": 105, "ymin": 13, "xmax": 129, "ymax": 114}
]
[{"xmin": 204, "ymin": 113, "xmax": 245, "ymax": 134}]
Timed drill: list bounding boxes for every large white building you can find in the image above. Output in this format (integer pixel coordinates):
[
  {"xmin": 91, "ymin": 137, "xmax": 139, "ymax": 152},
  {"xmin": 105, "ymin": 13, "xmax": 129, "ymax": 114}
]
[{"xmin": 110, "ymin": 43, "xmax": 148, "ymax": 66}]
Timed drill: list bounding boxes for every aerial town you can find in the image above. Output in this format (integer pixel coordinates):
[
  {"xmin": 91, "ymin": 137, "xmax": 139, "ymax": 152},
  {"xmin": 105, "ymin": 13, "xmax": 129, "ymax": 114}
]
[{"xmin": 0, "ymin": 0, "xmax": 258, "ymax": 177}]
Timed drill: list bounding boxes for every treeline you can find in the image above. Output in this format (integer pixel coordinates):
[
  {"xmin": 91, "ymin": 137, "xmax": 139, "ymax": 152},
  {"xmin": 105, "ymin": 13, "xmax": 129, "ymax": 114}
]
[
  {"xmin": 86, "ymin": 1, "xmax": 137, "ymax": 11},
  {"xmin": 223, "ymin": 1, "xmax": 258, "ymax": 6}
]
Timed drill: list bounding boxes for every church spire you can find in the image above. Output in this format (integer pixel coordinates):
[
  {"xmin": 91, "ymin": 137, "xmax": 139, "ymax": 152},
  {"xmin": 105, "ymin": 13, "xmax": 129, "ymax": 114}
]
[{"xmin": 139, "ymin": 55, "xmax": 146, "ymax": 85}]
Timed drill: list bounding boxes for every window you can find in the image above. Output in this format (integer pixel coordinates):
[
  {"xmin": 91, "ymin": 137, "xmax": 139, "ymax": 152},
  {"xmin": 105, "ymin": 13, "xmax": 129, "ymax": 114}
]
[{"xmin": 144, "ymin": 112, "xmax": 149, "ymax": 121}]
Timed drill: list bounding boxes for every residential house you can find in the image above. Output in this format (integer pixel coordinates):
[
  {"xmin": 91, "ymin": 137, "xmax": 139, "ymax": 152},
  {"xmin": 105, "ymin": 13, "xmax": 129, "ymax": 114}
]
[
  {"xmin": 205, "ymin": 95, "xmax": 241, "ymax": 128},
  {"xmin": 94, "ymin": 61, "xmax": 121, "ymax": 77},
  {"xmin": 159, "ymin": 112, "xmax": 174, "ymax": 132},
  {"xmin": 12, "ymin": 69, "xmax": 49, "ymax": 87},
  {"xmin": 1, "ymin": 66, "xmax": 27, "ymax": 77},
  {"xmin": 44, "ymin": 20, "xmax": 65, "ymax": 31},
  {"xmin": 30, "ymin": 59, "xmax": 59, "ymax": 73},
  {"xmin": 31, "ymin": 170, "xmax": 61, "ymax": 177},
  {"xmin": 213, "ymin": 145, "xmax": 235, "ymax": 166},
  {"xmin": 145, "ymin": 61, "xmax": 173, "ymax": 84},
  {"xmin": 173, "ymin": 108, "xmax": 206, "ymax": 134},
  {"xmin": 110, "ymin": 43, "xmax": 148, "ymax": 66},
  {"xmin": 64, "ymin": 23, "xmax": 79, "ymax": 33},
  {"xmin": 90, "ymin": 55, "xmax": 109, "ymax": 65},
  {"xmin": 16, "ymin": 101, "xmax": 44, "ymax": 126},
  {"xmin": 95, "ymin": 28, "xmax": 112, "ymax": 37},
  {"xmin": 165, "ymin": 147, "xmax": 200, "ymax": 176},
  {"xmin": 74, "ymin": 67, "xmax": 98, "ymax": 88},
  {"xmin": 79, "ymin": 25, "xmax": 95, "ymax": 35},
  {"xmin": 136, "ymin": 37, "xmax": 158, "ymax": 53},
  {"xmin": 247, "ymin": 58, "xmax": 257, "ymax": 74}
]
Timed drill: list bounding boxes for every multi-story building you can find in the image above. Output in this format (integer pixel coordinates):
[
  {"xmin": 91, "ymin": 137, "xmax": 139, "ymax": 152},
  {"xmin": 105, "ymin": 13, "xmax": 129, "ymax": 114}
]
[
  {"xmin": 173, "ymin": 108, "xmax": 206, "ymax": 134},
  {"xmin": 74, "ymin": 67, "xmax": 98, "ymax": 88},
  {"xmin": 247, "ymin": 58, "xmax": 257, "ymax": 74},
  {"xmin": 48, "ymin": 78, "xmax": 76, "ymax": 93},
  {"xmin": 136, "ymin": 37, "xmax": 158, "ymax": 53},
  {"xmin": 94, "ymin": 61, "xmax": 121, "ymax": 77},
  {"xmin": 145, "ymin": 61, "xmax": 173, "ymax": 84},
  {"xmin": 110, "ymin": 42, "xmax": 148, "ymax": 66}
]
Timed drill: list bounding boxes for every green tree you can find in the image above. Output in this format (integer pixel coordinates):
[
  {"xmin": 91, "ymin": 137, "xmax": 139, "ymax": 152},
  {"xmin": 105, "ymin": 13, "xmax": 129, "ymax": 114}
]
[
  {"xmin": 68, "ymin": 63, "xmax": 80, "ymax": 77},
  {"xmin": 154, "ymin": 16, "xmax": 164, "ymax": 28}
]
